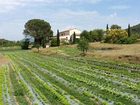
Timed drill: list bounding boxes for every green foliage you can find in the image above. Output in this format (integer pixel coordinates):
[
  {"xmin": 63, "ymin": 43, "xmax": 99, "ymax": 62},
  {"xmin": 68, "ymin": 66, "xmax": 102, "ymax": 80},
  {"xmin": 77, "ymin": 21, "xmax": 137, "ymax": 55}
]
[
  {"xmin": 0, "ymin": 68, "xmax": 4, "ymax": 105},
  {"xmin": 106, "ymin": 24, "xmax": 109, "ymax": 31},
  {"xmin": 61, "ymin": 40, "xmax": 69, "ymax": 45},
  {"xmin": 23, "ymin": 19, "xmax": 53, "ymax": 48},
  {"xmin": 80, "ymin": 30, "xmax": 90, "ymax": 41},
  {"xmin": 75, "ymin": 38, "xmax": 80, "ymax": 43},
  {"xmin": 132, "ymin": 33, "xmax": 140, "ymax": 39},
  {"xmin": 21, "ymin": 39, "xmax": 29, "ymax": 50},
  {"xmin": 51, "ymin": 38, "xmax": 58, "ymax": 47},
  {"xmin": 80, "ymin": 29, "xmax": 104, "ymax": 42},
  {"xmin": 73, "ymin": 32, "xmax": 76, "ymax": 44},
  {"xmin": 0, "ymin": 39, "xmax": 20, "ymax": 47},
  {"xmin": 2, "ymin": 51, "xmax": 140, "ymax": 105},
  {"xmin": 90, "ymin": 29, "xmax": 104, "ymax": 42},
  {"xmin": 128, "ymin": 24, "xmax": 131, "ymax": 37},
  {"xmin": 130, "ymin": 23, "xmax": 140, "ymax": 35},
  {"xmin": 57, "ymin": 30, "xmax": 60, "ymax": 46},
  {"xmin": 110, "ymin": 24, "xmax": 121, "ymax": 29},
  {"xmin": 116, "ymin": 36, "xmax": 137, "ymax": 44},
  {"xmin": 70, "ymin": 32, "xmax": 77, "ymax": 44},
  {"xmin": 105, "ymin": 29, "xmax": 128, "ymax": 43},
  {"xmin": 77, "ymin": 38, "xmax": 89, "ymax": 54},
  {"xmin": 14, "ymin": 88, "xmax": 24, "ymax": 96}
]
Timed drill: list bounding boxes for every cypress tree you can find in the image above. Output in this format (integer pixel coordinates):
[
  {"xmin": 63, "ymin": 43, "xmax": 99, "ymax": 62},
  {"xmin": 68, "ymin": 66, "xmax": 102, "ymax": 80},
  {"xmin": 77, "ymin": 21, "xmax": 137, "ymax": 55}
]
[
  {"xmin": 128, "ymin": 24, "xmax": 131, "ymax": 37},
  {"xmin": 106, "ymin": 24, "xmax": 109, "ymax": 31},
  {"xmin": 57, "ymin": 29, "xmax": 60, "ymax": 46},
  {"xmin": 73, "ymin": 32, "xmax": 76, "ymax": 44},
  {"xmin": 106, "ymin": 24, "xmax": 109, "ymax": 35}
]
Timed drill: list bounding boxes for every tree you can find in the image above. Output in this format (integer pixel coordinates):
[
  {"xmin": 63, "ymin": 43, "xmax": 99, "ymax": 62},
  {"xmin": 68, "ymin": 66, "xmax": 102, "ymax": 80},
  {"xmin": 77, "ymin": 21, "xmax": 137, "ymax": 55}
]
[
  {"xmin": 106, "ymin": 24, "xmax": 109, "ymax": 35},
  {"xmin": 73, "ymin": 32, "xmax": 76, "ymax": 44},
  {"xmin": 57, "ymin": 30, "xmax": 60, "ymax": 46},
  {"xmin": 106, "ymin": 24, "xmax": 109, "ymax": 31},
  {"xmin": 21, "ymin": 39, "xmax": 30, "ymax": 50},
  {"xmin": 105, "ymin": 29, "xmax": 128, "ymax": 43},
  {"xmin": 80, "ymin": 30, "xmax": 90, "ymax": 41},
  {"xmin": 91, "ymin": 29, "xmax": 104, "ymax": 42},
  {"xmin": 77, "ymin": 38, "xmax": 89, "ymax": 55},
  {"xmin": 128, "ymin": 24, "xmax": 131, "ymax": 37},
  {"xmin": 81, "ymin": 29, "xmax": 104, "ymax": 42},
  {"xmin": 110, "ymin": 24, "xmax": 121, "ymax": 29},
  {"xmin": 51, "ymin": 38, "xmax": 58, "ymax": 47},
  {"xmin": 23, "ymin": 19, "xmax": 53, "ymax": 48}
]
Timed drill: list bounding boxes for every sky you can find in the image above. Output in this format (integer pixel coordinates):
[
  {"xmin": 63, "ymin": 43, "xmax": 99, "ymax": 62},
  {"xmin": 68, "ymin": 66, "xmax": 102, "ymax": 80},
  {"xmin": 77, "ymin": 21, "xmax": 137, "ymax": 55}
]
[{"xmin": 0, "ymin": 0, "xmax": 140, "ymax": 41}]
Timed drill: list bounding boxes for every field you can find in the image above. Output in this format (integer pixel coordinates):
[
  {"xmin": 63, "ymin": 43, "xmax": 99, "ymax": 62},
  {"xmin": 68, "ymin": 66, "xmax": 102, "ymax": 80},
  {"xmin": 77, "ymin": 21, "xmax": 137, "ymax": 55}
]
[
  {"xmin": 37, "ymin": 42, "xmax": 140, "ymax": 64},
  {"xmin": 0, "ymin": 47, "xmax": 140, "ymax": 105}
]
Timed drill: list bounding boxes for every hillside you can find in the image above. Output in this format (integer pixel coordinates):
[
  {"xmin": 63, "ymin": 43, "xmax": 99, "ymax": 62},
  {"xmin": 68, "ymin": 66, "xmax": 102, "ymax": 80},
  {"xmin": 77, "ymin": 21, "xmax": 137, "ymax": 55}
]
[
  {"xmin": 0, "ymin": 39, "xmax": 20, "ymax": 47},
  {"xmin": 130, "ymin": 24, "xmax": 140, "ymax": 35}
]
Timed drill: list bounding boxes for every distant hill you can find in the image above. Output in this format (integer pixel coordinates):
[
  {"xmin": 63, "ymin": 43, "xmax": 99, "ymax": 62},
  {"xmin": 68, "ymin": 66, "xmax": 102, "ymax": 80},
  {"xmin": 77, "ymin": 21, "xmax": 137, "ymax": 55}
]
[
  {"xmin": 130, "ymin": 24, "xmax": 140, "ymax": 35},
  {"xmin": 0, "ymin": 39, "xmax": 20, "ymax": 47},
  {"xmin": 0, "ymin": 39, "xmax": 13, "ymax": 44}
]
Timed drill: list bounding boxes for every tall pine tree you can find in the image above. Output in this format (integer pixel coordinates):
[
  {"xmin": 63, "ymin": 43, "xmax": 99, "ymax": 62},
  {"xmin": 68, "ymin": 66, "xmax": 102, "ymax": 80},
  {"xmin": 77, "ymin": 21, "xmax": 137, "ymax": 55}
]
[
  {"xmin": 57, "ymin": 30, "xmax": 60, "ymax": 46},
  {"xmin": 128, "ymin": 24, "xmax": 131, "ymax": 37}
]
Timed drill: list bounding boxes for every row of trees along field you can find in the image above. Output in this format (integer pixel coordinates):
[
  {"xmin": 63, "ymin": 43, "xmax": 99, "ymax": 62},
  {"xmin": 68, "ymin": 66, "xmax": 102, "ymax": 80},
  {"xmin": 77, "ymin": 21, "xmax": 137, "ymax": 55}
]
[
  {"xmin": 80, "ymin": 24, "xmax": 139, "ymax": 44},
  {"xmin": 75, "ymin": 24, "xmax": 139, "ymax": 54},
  {"xmin": 105, "ymin": 24, "xmax": 139, "ymax": 44}
]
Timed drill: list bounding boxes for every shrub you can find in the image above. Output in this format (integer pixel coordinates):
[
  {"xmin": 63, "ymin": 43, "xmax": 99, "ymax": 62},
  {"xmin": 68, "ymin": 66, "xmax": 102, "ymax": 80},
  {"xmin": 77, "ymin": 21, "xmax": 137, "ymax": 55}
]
[
  {"xmin": 90, "ymin": 29, "xmax": 104, "ymax": 42},
  {"xmin": 61, "ymin": 40, "xmax": 69, "ymax": 45},
  {"xmin": 80, "ymin": 29, "xmax": 104, "ymax": 42},
  {"xmin": 75, "ymin": 38, "xmax": 80, "ymax": 43},
  {"xmin": 105, "ymin": 29, "xmax": 128, "ymax": 43},
  {"xmin": 50, "ymin": 38, "xmax": 58, "ymax": 47},
  {"xmin": 77, "ymin": 38, "xmax": 89, "ymax": 54},
  {"xmin": 21, "ymin": 39, "xmax": 29, "ymax": 50},
  {"xmin": 117, "ymin": 36, "xmax": 137, "ymax": 44},
  {"xmin": 80, "ymin": 30, "xmax": 90, "ymax": 41}
]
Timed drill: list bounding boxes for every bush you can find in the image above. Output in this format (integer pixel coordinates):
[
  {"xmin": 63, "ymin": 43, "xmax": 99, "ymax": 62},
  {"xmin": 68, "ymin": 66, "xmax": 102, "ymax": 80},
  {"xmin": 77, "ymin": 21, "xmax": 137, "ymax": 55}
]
[
  {"xmin": 90, "ymin": 29, "xmax": 104, "ymax": 42},
  {"xmin": 77, "ymin": 38, "xmax": 89, "ymax": 54},
  {"xmin": 80, "ymin": 29, "xmax": 104, "ymax": 42},
  {"xmin": 61, "ymin": 40, "xmax": 69, "ymax": 45},
  {"xmin": 21, "ymin": 39, "xmax": 29, "ymax": 50},
  {"xmin": 117, "ymin": 36, "xmax": 137, "ymax": 44},
  {"xmin": 75, "ymin": 38, "xmax": 80, "ymax": 43},
  {"xmin": 50, "ymin": 38, "xmax": 58, "ymax": 47},
  {"xmin": 80, "ymin": 30, "xmax": 90, "ymax": 41},
  {"xmin": 105, "ymin": 29, "xmax": 128, "ymax": 43}
]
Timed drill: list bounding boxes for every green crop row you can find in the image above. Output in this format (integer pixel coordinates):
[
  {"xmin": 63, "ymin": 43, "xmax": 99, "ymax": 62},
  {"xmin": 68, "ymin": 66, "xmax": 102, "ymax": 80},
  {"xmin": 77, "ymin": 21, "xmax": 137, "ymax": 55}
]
[{"xmin": 3, "ymin": 51, "xmax": 140, "ymax": 105}]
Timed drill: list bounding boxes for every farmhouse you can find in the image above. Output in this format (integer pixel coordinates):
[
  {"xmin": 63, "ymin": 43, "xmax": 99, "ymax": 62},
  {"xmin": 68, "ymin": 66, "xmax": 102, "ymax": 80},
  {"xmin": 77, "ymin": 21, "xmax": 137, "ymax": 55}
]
[{"xmin": 60, "ymin": 28, "xmax": 81, "ymax": 42}]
